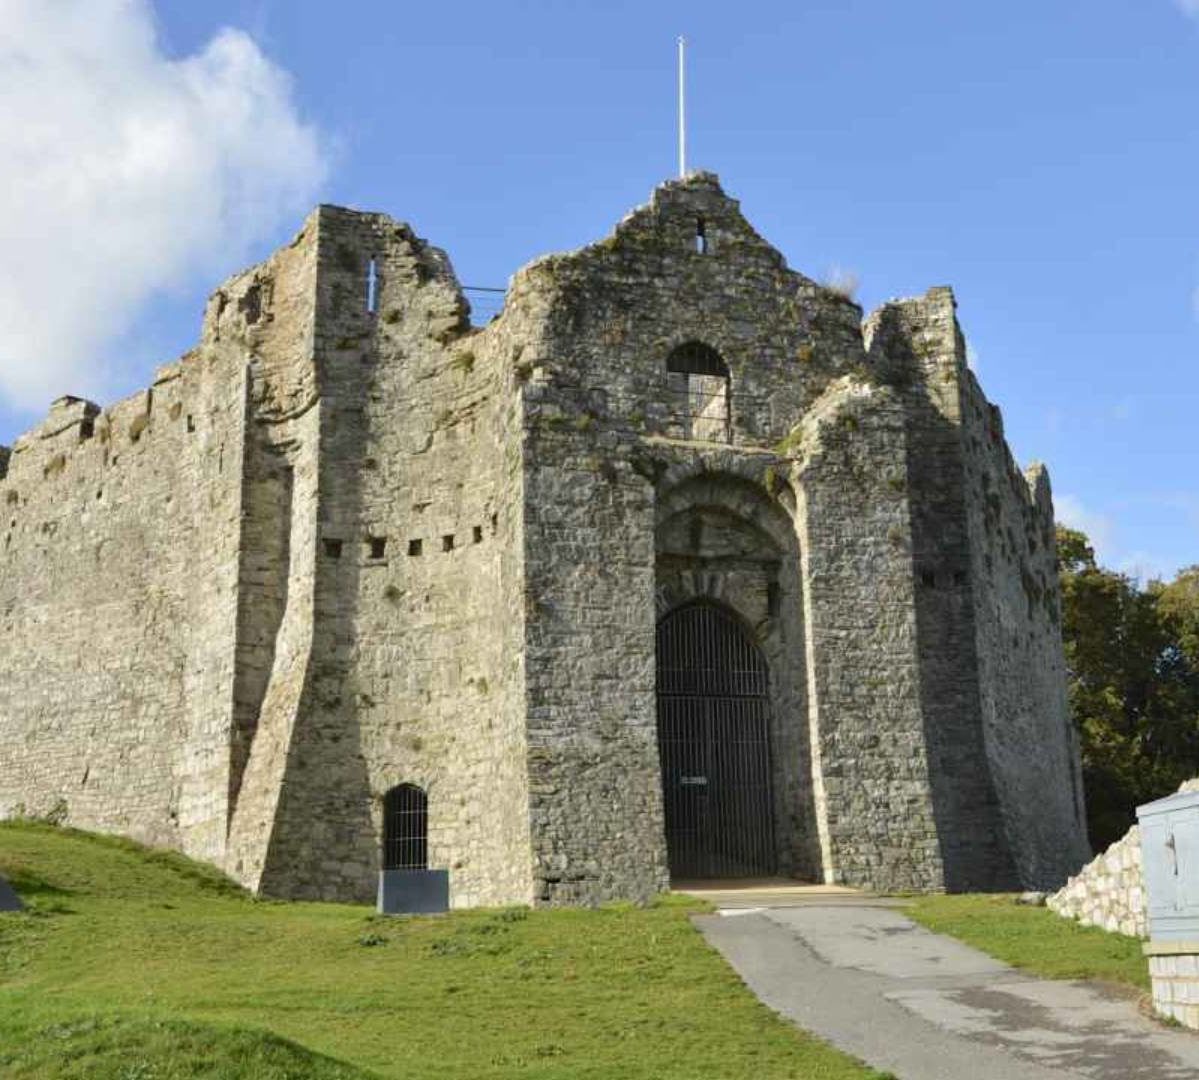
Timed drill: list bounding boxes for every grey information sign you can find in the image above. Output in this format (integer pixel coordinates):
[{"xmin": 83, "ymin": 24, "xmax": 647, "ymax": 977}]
[
  {"xmin": 0, "ymin": 874, "xmax": 23, "ymax": 912},
  {"xmin": 377, "ymin": 869, "xmax": 449, "ymax": 915}
]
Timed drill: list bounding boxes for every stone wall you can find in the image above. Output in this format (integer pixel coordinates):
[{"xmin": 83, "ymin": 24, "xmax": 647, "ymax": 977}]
[
  {"xmin": 958, "ymin": 370, "xmax": 1090, "ymax": 889},
  {"xmin": 0, "ymin": 321, "xmax": 249, "ymax": 866},
  {"xmin": 1048, "ymin": 826, "xmax": 1146, "ymax": 938},
  {"xmin": 228, "ymin": 207, "xmax": 535, "ymax": 906},
  {"xmin": 864, "ymin": 293, "xmax": 1017, "ymax": 891},
  {"xmin": 788, "ymin": 378, "xmax": 946, "ymax": 890},
  {"xmin": 0, "ymin": 206, "xmax": 538, "ymax": 909},
  {"xmin": 863, "ymin": 286, "xmax": 1091, "ymax": 891}
]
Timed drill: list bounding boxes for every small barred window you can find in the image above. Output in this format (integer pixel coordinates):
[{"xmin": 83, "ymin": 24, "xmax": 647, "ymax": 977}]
[{"xmin": 383, "ymin": 783, "xmax": 428, "ymax": 870}]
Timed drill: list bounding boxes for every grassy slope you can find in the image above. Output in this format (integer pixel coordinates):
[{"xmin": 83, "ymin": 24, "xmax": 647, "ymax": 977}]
[
  {"xmin": 906, "ymin": 893, "xmax": 1149, "ymax": 992},
  {"xmin": 0, "ymin": 823, "xmax": 888, "ymax": 1080}
]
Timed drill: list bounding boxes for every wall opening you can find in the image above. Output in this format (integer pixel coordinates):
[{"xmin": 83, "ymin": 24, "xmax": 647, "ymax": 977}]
[
  {"xmin": 369, "ymin": 536, "xmax": 387, "ymax": 559},
  {"xmin": 655, "ymin": 600, "xmax": 776, "ymax": 879},
  {"xmin": 366, "ymin": 257, "xmax": 378, "ymax": 314},
  {"xmin": 383, "ymin": 783, "xmax": 428, "ymax": 870},
  {"xmin": 665, "ymin": 342, "xmax": 730, "ymax": 444},
  {"xmin": 695, "ymin": 218, "xmax": 708, "ymax": 254}
]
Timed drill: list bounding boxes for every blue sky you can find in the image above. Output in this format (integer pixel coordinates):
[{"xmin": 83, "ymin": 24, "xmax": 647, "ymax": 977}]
[{"xmin": 1, "ymin": 0, "xmax": 1196, "ymax": 578}]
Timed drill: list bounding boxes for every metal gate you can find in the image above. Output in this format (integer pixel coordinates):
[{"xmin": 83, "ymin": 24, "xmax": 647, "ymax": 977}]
[{"xmin": 656, "ymin": 601, "xmax": 776, "ymax": 879}]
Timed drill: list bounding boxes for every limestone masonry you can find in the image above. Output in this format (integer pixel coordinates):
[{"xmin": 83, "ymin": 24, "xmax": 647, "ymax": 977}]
[
  {"xmin": 1049, "ymin": 826, "xmax": 1147, "ymax": 939},
  {"xmin": 1049, "ymin": 779, "xmax": 1199, "ymax": 939},
  {"xmin": 0, "ymin": 175, "xmax": 1091, "ymax": 906}
]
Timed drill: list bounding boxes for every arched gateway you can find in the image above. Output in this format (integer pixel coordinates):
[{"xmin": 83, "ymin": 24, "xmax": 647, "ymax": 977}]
[{"xmin": 655, "ymin": 600, "xmax": 776, "ymax": 879}]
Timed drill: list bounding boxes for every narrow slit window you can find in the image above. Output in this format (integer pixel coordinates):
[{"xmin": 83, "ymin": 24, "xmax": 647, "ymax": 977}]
[
  {"xmin": 472, "ymin": 525, "xmax": 483, "ymax": 544},
  {"xmin": 366, "ymin": 257, "xmax": 378, "ymax": 314},
  {"xmin": 383, "ymin": 783, "xmax": 428, "ymax": 870},
  {"xmin": 442, "ymin": 534, "xmax": 455, "ymax": 552},
  {"xmin": 695, "ymin": 218, "xmax": 708, "ymax": 254},
  {"xmin": 186, "ymin": 415, "xmax": 196, "ymax": 433}
]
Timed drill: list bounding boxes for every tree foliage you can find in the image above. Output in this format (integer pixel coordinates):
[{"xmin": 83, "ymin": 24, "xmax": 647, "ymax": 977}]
[{"xmin": 1057, "ymin": 526, "xmax": 1199, "ymax": 849}]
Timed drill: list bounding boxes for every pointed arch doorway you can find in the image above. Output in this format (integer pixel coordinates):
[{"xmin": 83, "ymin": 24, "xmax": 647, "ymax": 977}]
[{"xmin": 655, "ymin": 600, "xmax": 777, "ymax": 880}]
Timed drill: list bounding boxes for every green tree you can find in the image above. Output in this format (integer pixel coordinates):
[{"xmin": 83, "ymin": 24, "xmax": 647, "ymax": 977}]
[{"xmin": 1056, "ymin": 527, "xmax": 1199, "ymax": 849}]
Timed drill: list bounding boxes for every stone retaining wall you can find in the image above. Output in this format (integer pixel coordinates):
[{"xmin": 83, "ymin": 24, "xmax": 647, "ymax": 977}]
[
  {"xmin": 1049, "ymin": 779, "xmax": 1199, "ymax": 939},
  {"xmin": 1048, "ymin": 826, "xmax": 1146, "ymax": 938}
]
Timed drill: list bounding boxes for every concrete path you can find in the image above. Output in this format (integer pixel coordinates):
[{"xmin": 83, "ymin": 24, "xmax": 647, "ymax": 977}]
[{"xmin": 696, "ymin": 903, "xmax": 1199, "ymax": 1080}]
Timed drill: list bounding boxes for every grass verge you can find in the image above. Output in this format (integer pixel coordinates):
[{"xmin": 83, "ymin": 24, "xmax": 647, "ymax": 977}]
[
  {"xmin": 906, "ymin": 893, "xmax": 1148, "ymax": 992},
  {"xmin": 1, "ymin": 821, "xmax": 891, "ymax": 1079}
]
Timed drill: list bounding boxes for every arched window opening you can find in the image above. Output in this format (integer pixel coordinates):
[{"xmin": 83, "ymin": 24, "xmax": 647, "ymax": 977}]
[
  {"xmin": 383, "ymin": 783, "xmax": 428, "ymax": 870},
  {"xmin": 666, "ymin": 342, "xmax": 731, "ymax": 443}
]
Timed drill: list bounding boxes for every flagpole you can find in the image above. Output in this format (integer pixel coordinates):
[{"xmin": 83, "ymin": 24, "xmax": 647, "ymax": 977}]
[{"xmin": 677, "ymin": 36, "xmax": 686, "ymax": 178}]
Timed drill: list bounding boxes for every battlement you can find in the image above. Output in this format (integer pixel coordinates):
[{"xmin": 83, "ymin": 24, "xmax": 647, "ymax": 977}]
[{"xmin": 0, "ymin": 361, "xmax": 206, "ymax": 497}]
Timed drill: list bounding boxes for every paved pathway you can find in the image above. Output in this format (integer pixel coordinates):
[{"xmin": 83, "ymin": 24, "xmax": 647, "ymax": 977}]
[{"xmin": 696, "ymin": 902, "xmax": 1199, "ymax": 1080}]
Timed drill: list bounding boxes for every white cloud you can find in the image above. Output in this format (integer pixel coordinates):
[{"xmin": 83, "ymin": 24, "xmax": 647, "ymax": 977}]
[
  {"xmin": 0, "ymin": 0, "xmax": 327, "ymax": 411},
  {"xmin": 1115, "ymin": 552, "xmax": 1176, "ymax": 586},
  {"xmin": 1177, "ymin": 0, "xmax": 1199, "ymax": 16},
  {"xmin": 1055, "ymin": 493, "xmax": 1116, "ymax": 562},
  {"xmin": 1056, "ymin": 492, "xmax": 1190, "ymax": 582}
]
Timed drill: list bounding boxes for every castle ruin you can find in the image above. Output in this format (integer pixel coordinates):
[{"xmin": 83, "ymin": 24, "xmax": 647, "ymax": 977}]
[{"xmin": 0, "ymin": 174, "xmax": 1091, "ymax": 905}]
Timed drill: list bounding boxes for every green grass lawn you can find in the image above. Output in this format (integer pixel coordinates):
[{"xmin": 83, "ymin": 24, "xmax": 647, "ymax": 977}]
[
  {"xmin": 0, "ymin": 822, "xmax": 890, "ymax": 1079},
  {"xmin": 906, "ymin": 893, "xmax": 1149, "ymax": 992}
]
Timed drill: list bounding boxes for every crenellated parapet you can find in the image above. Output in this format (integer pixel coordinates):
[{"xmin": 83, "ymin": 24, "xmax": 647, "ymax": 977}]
[{"xmin": 0, "ymin": 358, "xmax": 217, "ymax": 506}]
